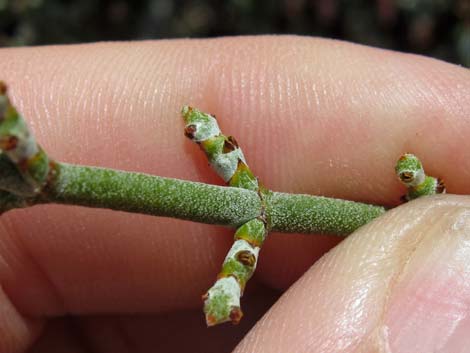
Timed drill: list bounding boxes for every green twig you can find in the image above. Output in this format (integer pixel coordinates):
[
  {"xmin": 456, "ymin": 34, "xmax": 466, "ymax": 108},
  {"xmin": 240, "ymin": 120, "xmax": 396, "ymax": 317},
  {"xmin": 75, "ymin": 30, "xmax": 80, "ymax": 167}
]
[
  {"xmin": 47, "ymin": 162, "xmax": 262, "ymax": 227},
  {"xmin": 1, "ymin": 159, "xmax": 386, "ymax": 233},
  {"xmin": 267, "ymin": 192, "xmax": 385, "ymax": 235},
  {"xmin": 183, "ymin": 106, "xmax": 270, "ymax": 325}
]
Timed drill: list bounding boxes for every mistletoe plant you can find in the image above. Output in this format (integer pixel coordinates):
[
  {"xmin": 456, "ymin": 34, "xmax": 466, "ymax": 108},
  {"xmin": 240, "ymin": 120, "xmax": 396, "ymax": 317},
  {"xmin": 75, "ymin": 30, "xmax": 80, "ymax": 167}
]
[{"xmin": 0, "ymin": 81, "xmax": 445, "ymax": 327}]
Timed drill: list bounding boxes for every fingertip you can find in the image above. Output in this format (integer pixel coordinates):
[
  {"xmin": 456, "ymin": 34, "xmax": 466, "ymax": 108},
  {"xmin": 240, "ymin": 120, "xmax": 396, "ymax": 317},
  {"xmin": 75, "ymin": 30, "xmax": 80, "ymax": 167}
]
[{"xmin": 235, "ymin": 195, "xmax": 470, "ymax": 352}]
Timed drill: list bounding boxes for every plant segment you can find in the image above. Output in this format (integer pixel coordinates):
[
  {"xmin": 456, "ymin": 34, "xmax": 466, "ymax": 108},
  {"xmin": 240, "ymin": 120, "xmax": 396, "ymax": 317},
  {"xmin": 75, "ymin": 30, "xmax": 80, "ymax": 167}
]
[
  {"xmin": 395, "ymin": 153, "xmax": 446, "ymax": 201},
  {"xmin": 183, "ymin": 106, "xmax": 269, "ymax": 326},
  {"xmin": 0, "ymin": 81, "xmax": 445, "ymax": 327},
  {"xmin": 0, "ymin": 82, "xmax": 53, "ymax": 212}
]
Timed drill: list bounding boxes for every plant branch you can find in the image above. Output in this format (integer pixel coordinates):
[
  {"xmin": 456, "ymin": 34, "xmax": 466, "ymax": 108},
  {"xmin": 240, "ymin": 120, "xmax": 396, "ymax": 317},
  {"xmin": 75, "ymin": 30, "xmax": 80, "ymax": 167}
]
[
  {"xmin": 2, "ymin": 160, "xmax": 386, "ymax": 234},
  {"xmin": 45, "ymin": 162, "xmax": 262, "ymax": 226},
  {"xmin": 267, "ymin": 192, "xmax": 386, "ymax": 235},
  {"xmin": 183, "ymin": 106, "xmax": 271, "ymax": 325}
]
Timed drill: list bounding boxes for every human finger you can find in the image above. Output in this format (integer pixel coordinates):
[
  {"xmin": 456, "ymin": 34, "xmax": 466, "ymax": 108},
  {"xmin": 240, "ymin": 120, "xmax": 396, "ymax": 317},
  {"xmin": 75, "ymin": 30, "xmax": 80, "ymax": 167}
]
[{"xmin": 235, "ymin": 194, "xmax": 470, "ymax": 352}]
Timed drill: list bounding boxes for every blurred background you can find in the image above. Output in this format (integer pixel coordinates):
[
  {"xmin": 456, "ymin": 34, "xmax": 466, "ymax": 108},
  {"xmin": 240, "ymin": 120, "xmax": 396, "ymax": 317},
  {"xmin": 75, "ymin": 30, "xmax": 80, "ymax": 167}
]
[{"xmin": 0, "ymin": 0, "xmax": 469, "ymax": 67}]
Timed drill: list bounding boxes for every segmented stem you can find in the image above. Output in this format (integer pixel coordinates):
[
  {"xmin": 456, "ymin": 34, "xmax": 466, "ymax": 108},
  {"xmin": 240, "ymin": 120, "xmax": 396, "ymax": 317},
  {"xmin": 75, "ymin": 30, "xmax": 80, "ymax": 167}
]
[
  {"xmin": 1, "ymin": 158, "xmax": 385, "ymax": 232},
  {"xmin": 183, "ymin": 106, "xmax": 269, "ymax": 326}
]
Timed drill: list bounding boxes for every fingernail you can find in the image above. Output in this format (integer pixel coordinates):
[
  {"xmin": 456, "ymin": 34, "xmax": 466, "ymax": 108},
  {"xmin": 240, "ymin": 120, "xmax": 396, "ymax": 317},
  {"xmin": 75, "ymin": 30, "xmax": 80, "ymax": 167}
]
[{"xmin": 383, "ymin": 208, "xmax": 470, "ymax": 352}]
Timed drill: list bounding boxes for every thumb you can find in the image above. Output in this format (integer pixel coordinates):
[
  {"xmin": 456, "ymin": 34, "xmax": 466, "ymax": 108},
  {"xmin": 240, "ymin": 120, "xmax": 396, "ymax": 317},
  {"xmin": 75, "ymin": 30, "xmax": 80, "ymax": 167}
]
[{"xmin": 235, "ymin": 194, "xmax": 470, "ymax": 353}]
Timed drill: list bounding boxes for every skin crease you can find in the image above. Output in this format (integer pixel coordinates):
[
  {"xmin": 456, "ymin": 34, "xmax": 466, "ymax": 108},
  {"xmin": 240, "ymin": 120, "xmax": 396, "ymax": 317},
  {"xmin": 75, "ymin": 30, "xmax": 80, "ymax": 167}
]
[{"xmin": 0, "ymin": 36, "xmax": 468, "ymax": 352}]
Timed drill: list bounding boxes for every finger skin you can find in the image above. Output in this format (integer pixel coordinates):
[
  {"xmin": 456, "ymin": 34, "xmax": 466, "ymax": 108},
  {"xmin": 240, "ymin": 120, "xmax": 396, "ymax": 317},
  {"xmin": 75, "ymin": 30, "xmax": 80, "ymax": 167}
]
[
  {"xmin": 0, "ymin": 36, "xmax": 468, "ymax": 351},
  {"xmin": 235, "ymin": 194, "xmax": 470, "ymax": 353}
]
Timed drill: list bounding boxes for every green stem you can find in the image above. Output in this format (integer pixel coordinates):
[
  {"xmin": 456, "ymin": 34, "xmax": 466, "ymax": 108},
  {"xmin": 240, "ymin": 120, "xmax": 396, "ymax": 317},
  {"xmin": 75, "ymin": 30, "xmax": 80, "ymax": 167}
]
[
  {"xmin": 267, "ymin": 192, "xmax": 386, "ymax": 235},
  {"xmin": 45, "ymin": 162, "xmax": 262, "ymax": 227},
  {"xmin": 0, "ymin": 85, "xmax": 387, "ymax": 235},
  {"xmin": 15, "ymin": 162, "xmax": 386, "ymax": 234}
]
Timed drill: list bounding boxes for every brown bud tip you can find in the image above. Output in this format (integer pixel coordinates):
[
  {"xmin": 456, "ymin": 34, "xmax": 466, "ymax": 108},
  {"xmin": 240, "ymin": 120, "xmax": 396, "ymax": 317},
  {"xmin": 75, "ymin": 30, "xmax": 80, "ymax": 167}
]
[
  {"xmin": 437, "ymin": 178, "xmax": 446, "ymax": 194},
  {"xmin": 184, "ymin": 124, "xmax": 197, "ymax": 139},
  {"xmin": 205, "ymin": 314, "xmax": 218, "ymax": 327},
  {"xmin": 236, "ymin": 250, "xmax": 256, "ymax": 267},
  {"xmin": 0, "ymin": 81, "xmax": 7, "ymax": 95},
  {"xmin": 399, "ymin": 171, "xmax": 414, "ymax": 183},
  {"xmin": 0, "ymin": 136, "xmax": 19, "ymax": 151},
  {"xmin": 222, "ymin": 136, "xmax": 239, "ymax": 153},
  {"xmin": 230, "ymin": 307, "xmax": 243, "ymax": 325}
]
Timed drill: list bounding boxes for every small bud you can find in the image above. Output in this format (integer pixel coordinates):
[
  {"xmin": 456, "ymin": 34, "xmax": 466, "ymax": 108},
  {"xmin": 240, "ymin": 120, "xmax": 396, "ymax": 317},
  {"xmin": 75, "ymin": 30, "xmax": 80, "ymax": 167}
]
[{"xmin": 396, "ymin": 153, "xmax": 445, "ymax": 201}]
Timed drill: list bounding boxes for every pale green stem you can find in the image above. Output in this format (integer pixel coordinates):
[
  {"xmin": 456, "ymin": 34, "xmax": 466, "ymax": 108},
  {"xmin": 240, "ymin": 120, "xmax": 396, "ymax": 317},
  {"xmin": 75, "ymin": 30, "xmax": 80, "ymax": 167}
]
[
  {"xmin": 45, "ymin": 162, "xmax": 262, "ymax": 226},
  {"xmin": 267, "ymin": 192, "xmax": 385, "ymax": 235},
  {"xmin": 1, "ymin": 161, "xmax": 386, "ymax": 234}
]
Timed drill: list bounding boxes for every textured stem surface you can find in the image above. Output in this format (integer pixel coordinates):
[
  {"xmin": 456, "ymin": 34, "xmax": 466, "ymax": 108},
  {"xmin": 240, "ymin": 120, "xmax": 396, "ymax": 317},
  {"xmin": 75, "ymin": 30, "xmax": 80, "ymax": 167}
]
[
  {"xmin": 2, "ymin": 161, "xmax": 386, "ymax": 233},
  {"xmin": 268, "ymin": 192, "xmax": 385, "ymax": 235},
  {"xmin": 47, "ymin": 162, "xmax": 262, "ymax": 227}
]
